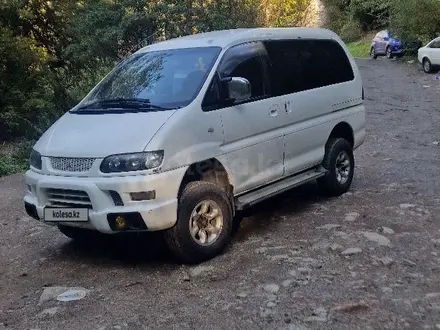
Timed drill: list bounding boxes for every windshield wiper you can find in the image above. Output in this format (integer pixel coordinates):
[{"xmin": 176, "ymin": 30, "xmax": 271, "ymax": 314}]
[{"xmin": 75, "ymin": 98, "xmax": 174, "ymax": 111}]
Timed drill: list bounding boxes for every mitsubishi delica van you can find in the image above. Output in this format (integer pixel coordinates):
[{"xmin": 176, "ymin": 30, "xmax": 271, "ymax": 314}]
[{"xmin": 24, "ymin": 28, "xmax": 365, "ymax": 263}]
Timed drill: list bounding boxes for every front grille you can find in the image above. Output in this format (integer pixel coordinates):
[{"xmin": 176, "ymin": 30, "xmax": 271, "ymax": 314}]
[
  {"xmin": 50, "ymin": 157, "xmax": 95, "ymax": 172},
  {"xmin": 46, "ymin": 188, "xmax": 93, "ymax": 209}
]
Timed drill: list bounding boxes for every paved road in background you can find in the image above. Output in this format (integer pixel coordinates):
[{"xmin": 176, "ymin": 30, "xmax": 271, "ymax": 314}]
[{"xmin": 1, "ymin": 59, "xmax": 440, "ymax": 330}]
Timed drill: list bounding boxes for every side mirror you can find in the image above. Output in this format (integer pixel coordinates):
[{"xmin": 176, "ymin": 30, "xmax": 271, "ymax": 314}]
[{"xmin": 225, "ymin": 77, "xmax": 251, "ymax": 103}]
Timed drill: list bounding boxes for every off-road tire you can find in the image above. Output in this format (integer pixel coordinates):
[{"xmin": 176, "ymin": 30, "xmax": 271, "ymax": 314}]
[
  {"xmin": 317, "ymin": 138, "xmax": 355, "ymax": 197},
  {"xmin": 164, "ymin": 181, "xmax": 233, "ymax": 264}
]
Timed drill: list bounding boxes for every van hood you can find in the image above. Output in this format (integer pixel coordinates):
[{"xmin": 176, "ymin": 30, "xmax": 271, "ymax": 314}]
[{"xmin": 34, "ymin": 110, "xmax": 176, "ymax": 158}]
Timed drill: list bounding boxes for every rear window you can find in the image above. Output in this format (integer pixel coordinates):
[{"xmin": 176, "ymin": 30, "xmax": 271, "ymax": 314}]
[{"xmin": 264, "ymin": 39, "xmax": 354, "ymax": 97}]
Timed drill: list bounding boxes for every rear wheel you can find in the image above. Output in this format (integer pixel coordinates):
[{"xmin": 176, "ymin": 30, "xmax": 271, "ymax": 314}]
[
  {"xmin": 423, "ymin": 58, "xmax": 433, "ymax": 73},
  {"xmin": 318, "ymin": 138, "xmax": 355, "ymax": 197},
  {"xmin": 164, "ymin": 181, "xmax": 233, "ymax": 264}
]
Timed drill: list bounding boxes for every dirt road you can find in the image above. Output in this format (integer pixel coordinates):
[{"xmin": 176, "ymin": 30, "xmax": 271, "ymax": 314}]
[{"xmin": 1, "ymin": 59, "xmax": 440, "ymax": 330}]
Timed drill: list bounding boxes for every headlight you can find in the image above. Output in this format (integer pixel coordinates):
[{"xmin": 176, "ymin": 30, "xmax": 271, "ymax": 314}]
[
  {"xmin": 29, "ymin": 149, "xmax": 42, "ymax": 170},
  {"xmin": 100, "ymin": 151, "xmax": 164, "ymax": 173}
]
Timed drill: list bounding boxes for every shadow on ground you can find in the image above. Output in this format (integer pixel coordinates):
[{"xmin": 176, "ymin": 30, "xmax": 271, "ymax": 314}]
[{"xmin": 53, "ymin": 181, "xmax": 329, "ymax": 267}]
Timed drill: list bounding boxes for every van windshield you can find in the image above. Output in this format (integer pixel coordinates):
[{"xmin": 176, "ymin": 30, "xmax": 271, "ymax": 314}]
[{"xmin": 74, "ymin": 46, "xmax": 221, "ymax": 112}]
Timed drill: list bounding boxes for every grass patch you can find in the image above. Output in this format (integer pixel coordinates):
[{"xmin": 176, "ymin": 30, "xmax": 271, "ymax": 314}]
[
  {"xmin": 347, "ymin": 40, "xmax": 371, "ymax": 58},
  {"xmin": 0, "ymin": 140, "xmax": 34, "ymax": 177}
]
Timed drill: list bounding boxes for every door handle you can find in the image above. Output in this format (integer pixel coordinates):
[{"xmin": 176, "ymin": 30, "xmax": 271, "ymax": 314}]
[{"xmin": 270, "ymin": 109, "xmax": 278, "ymax": 117}]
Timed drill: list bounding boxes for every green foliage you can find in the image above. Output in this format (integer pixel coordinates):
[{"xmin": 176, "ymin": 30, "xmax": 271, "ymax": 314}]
[
  {"xmin": 324, "ymin": 0, "xmax": 439, "ymax": 46},
  {"xmin": 323, "ymin": 0, "xmax": 392, "ymax": 37},
  {"xmin": 263, "ymin": 0, "xmax": 312, "ymax": 27},
  {"xmin": 0, "ymin": 27, "xmax": 54, "ymax": 140},
  {"xmin": 340, "ymin": 20, "xmax": 363, "ymax": 43},
  {"xmin": 390, "ymin": 0, "xmax": 440, "ymax": 44},
  {"xmin": 347, "ymin": 39, "xmax": 372, "ymax": 58},
  {"xmin": 65, "ymin": 0, "xmax": 156, "ymax": 65},
  {"xmin": 349, "ymin": 0, "xmax": 391, "ymax": 30},
  {"xmin": 0, "ymin": 140, "xmax": 34, "ymax": 176}
]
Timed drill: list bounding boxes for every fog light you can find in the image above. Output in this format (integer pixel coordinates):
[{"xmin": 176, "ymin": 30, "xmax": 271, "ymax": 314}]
[
  {"xmin": 115, "ymin": 216, "xmax": 127, "ymax": 229},
  {"xmin": 130, "ymin": 191, "xmax": 156, "ymax": 201},
  {"xmin": 107, "ymin": 212, "xmax": 148, "ymax": 231}
]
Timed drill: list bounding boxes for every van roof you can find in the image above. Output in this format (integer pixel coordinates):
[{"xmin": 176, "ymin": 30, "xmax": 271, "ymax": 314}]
[{"xmin": 136, "ymin": 28, "xmax": 339, "ymax": 53}]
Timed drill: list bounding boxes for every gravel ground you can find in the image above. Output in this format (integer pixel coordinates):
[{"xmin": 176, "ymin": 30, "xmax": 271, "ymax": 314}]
[{"xmin": 1, "ymin": 59, "xmax": 440, "ymax": 330}]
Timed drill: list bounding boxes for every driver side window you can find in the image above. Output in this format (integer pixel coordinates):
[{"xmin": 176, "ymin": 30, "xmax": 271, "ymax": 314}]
[
  {"xmin": 225, "ymin": 56, "xmax": 265, "ymax": 98},
  {"xmin": 219, "ymin": 42, "xmax": 267, "ymax": 100},
  {"xmin": 430, "ymin": 40, "xmax": 440, "ymax": 48},
  {"xmin": 202, "ymin": 41, "xmax": 268, "ymax": 111}
]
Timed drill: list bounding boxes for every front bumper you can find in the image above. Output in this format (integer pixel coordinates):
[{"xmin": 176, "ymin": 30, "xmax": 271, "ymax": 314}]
[
  {"xmin": 23, "ymin": 167, "xmax": 187, "ymax": 233},
  {"xmin": 391, "ymin": 48, "xmax": 405, "ymax": 55}
]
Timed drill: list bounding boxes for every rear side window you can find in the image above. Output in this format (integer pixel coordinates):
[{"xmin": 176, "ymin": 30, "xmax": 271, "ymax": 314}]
[{"xmin": 264, "ymin": 39, "xmax": 354, "ymax": 96}]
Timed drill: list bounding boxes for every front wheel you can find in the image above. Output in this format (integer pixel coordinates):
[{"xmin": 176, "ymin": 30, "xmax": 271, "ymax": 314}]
[
  {"xmin": 386, "ymin": 47, "xmax": 393, "ymax": 59},
  {"xmin": 164, "ymin": 181, "xmax": 233, "ymax": 264},
  {"xmin": 423, "ymin": 58, "xmax": 433, "ymax": 73},
  {"xmin": 370, "ymin": 47, "xmax": 377, "ymax": 59},
  {"xmin": 317, "ymin": 138, "xmax": 355, "ymax": 197}
]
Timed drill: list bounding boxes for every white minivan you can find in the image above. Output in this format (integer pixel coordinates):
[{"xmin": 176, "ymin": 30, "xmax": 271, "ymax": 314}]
[{"xmin": 24, "ymin": 28, "xmax": 366, "ymax": 263}]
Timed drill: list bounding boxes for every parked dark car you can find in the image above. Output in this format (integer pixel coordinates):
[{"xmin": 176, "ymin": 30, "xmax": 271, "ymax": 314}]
[{"xmin": 370, "ymin": 30, "xmax": 405, "ymax": 59}]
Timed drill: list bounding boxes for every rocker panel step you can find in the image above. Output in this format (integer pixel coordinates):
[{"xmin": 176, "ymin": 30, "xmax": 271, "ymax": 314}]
[{"xmin": 235, "ymin": 167, "xmax": 327, "ymax": 211}]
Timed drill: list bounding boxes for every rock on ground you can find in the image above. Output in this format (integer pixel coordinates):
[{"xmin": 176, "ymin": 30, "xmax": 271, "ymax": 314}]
[
  {"xmin": 362, "ymin": 232, "xmax": 391, "ymax": 246},
  {"xmin": 344, "ymin": 212, "xmax": 360, "ymax": 222},
  {"xmin": 341, "ymin": 247, "xmax": 362, "ymax": 256},
  {"xmin": 189, "ymin": 265, "xmax": 214, "ymax": 277},
  {"xmin": 263, "ymin": 284, "xmax": 280, "ymax": 293},
  {"xmin": 39, "ymin": 307, "xmax": 59, "ymax": 318},
  {"xmin": 379, "ymin": 226, "xmax": 395, "ymax": 235}
]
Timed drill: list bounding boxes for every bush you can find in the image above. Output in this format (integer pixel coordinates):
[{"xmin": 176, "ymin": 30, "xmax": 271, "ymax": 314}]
[
  {"xmin": 340, "ymin": 20, "xmax": 363, "ymax": 43},
  {"xmin": 0, "ymin": 28, "xmax": 55, "ymax": 141},
  {"xmin": 323, "ymin": 0, "xmax": 391, "ymax": 34},
  {"xmin": 0, "ymin": 140, "xmax": 34, "ymax": 176},
  {"xmin": 390, "ymin": 0, "xmax": 440, "ymax": 44},
  {"xmin": 349, "ymin": 0, "xmax": 391, "ymax": 30}
]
